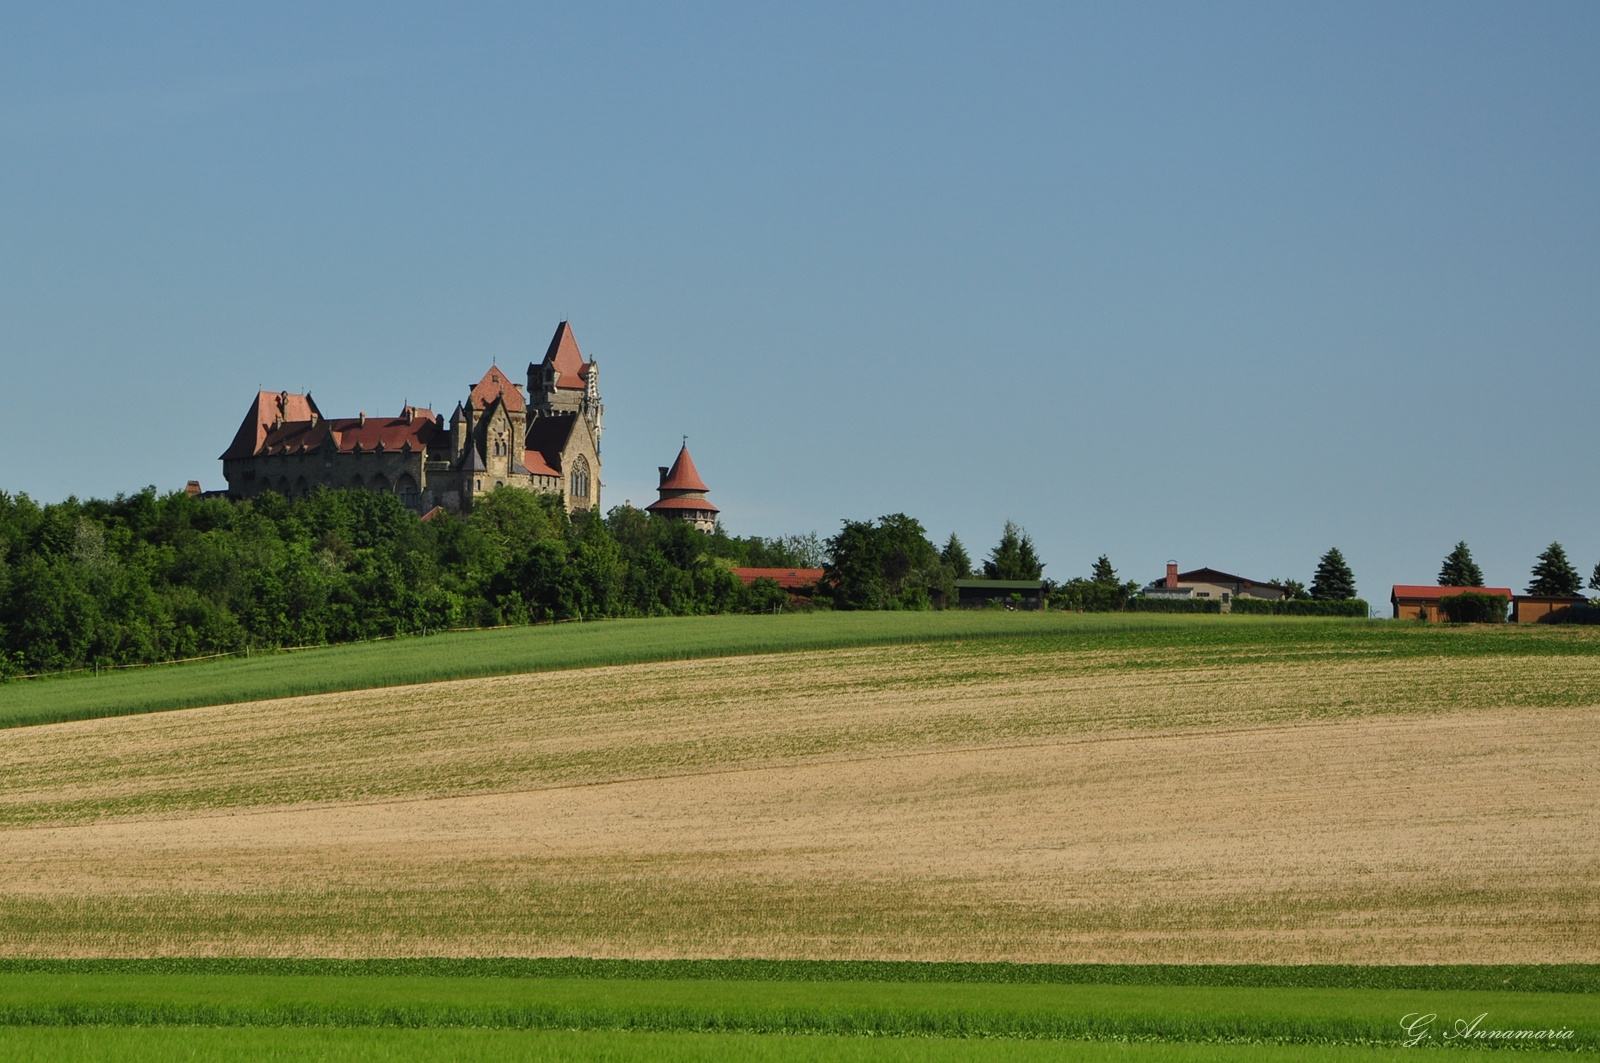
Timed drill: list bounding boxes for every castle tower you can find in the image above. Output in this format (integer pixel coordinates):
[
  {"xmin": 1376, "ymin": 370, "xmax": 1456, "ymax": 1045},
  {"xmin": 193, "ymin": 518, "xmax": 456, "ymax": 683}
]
[
  {"xmin": 646, "ymin": 442, "xmax": 718, "ymax": 533},
  {"xmin": 524, "ymin": 321, "xmax": 603, "ymax": 513}
]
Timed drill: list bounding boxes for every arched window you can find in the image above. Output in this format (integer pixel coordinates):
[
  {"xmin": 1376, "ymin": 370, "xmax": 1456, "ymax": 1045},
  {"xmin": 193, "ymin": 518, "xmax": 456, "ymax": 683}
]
[
  {"xmin": 370, "ymin": 473, "xmax": 390, "ymax": 494},
  {"xmin": 293, "ymin": 476, "xmax": 308, "ymax": 498},
  {"xmin": 569, "ymin": 457, "xmax": 590, "ymax": 500},
  {"xmin": 396, "ymin": 474, "xmax": 419, "ymax": 510},
  {"xmin": 349, "ymin": 474, "xmax": 364, "ymax": 491}
]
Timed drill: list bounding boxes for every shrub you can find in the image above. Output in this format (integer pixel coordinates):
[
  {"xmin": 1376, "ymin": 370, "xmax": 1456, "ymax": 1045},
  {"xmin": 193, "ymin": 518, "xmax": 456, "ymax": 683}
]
[{"xmin": 1439, "ymin": 592, "xmax": 1508, "ymax": 624}]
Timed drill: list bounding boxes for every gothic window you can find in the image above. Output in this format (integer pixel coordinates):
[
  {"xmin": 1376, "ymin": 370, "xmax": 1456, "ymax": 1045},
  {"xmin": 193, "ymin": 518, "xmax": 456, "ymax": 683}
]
[
  {"xmin": 569, "ymin": 457, "xmax": 590, "ymax": 500},
  {"xmin": 397, "ymin": 474, "xmax": 419, "ymax": 510}
]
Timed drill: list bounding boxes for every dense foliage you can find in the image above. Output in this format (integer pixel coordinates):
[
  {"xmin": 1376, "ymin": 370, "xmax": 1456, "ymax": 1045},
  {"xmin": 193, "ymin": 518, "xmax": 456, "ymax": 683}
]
[
  {"xmin": 0, "ymin": 487, "xmax": 821, "ymax": 676},
  {"xmin": 823, "ymin": 514, "xmax": 955, "ymax": 610},
  {"xmin": 1438, "ymin": 592, "xmax": 1508, "ymax": 624}
]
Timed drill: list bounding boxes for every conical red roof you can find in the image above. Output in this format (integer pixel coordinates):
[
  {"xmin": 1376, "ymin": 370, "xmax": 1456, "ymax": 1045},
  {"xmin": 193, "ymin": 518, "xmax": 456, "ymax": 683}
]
[
  {"xmin": 543, "ymin": 321, "xmax": 589, "ymax": 390},
  {"xmin": 659, "ymin": 444, "xmax": 709, "ymax": 491}
]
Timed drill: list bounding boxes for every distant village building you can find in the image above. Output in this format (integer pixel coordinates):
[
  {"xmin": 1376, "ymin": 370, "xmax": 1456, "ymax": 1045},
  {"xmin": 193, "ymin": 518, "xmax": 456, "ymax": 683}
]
[
  {"xmin": 1390, "ymin": 585, "xmax": 1588, "ymax": 623},
  {"xmin": 1390, "ymin": 585, "xmax": 1514, "ymax": 621},
  {"xmin": 646, "ymin": 443, "xmax": 718, "ymax": 532},
  {"xmin": 219, "ymin": 322, "xmax": 603, "ymax": 515},
  {"xmin": 1144, "ymin": 563, "xmax": 1288, "ymax": 606}
]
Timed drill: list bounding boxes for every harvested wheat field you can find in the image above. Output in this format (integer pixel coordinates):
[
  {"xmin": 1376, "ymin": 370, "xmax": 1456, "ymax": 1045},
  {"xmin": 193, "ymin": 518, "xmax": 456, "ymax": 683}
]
[{"xmin": 2, "ymin": 634, "xmax": 1598, "ymax": 962}]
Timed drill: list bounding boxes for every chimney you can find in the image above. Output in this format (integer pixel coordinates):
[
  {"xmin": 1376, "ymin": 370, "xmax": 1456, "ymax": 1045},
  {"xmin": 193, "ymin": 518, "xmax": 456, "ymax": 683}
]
[
  {"xmin": 359, "ymin": 411, "xmax": 366, "ymax": 427},
  {"xmin": 1166, "ymin": 561, "xmax": 1178, "ymax": 589},
  {"xmin": 658, "ymin": 466, "xmax": 669, "ymax": 487}
]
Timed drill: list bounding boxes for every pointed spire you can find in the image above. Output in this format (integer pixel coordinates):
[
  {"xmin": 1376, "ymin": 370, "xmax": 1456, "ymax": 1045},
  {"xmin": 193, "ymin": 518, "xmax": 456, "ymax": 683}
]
[
  {"xmin": 658, "ymin": 442, "xmax": 709, "ymax": 492},
  {"xmin": 542, "ymin": 321, "xmax": 588, "ymax": 388}
]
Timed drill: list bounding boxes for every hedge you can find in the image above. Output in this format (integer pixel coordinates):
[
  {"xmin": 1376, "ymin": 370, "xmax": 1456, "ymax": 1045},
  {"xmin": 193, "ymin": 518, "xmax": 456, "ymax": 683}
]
[
  {"xmin": 1125, "ymin": 598, "xmax": 1222, "ymax": 613},
  {"xmin": 1229, "ymin": 598, "xmax": 1369, "ymax": 617}
]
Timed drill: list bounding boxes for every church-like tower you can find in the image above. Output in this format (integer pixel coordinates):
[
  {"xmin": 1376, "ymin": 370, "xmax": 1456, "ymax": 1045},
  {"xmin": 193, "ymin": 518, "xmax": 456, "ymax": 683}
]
[{"xmin": 647, "ymin": 442, "xmax": 718, "ymax": 532}]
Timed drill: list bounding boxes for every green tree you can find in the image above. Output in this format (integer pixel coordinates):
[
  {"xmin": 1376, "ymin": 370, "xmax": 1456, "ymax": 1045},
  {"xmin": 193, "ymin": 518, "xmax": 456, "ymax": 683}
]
[
  {"xmin": 1275, "ymin": 578, "xmax": 1310, "ymax": 600},
  {"xmin": 983, "ymin": 522, "xmax": 1044, "ymax": 580},
  {"xmin": 941, "ymin": 534, "xmax": 972, "ymax": 579},
  {"xmin": 1590, "ymin": 561, "xmax": 1600, "ymax": 593},
  {"xmin": 825, "ymin": 514, "xmax": 950, "ymax": 610},
  {"xmin": 1309, "ymin": 548, "xmax": 1356, "ymax": 601},
  {"xmin": 1092, "ymin": 555, "xmax": 1119, "ymax": 585},
  {"xmin": 1527, "ymin": 542, "xmax": 1581, "ymax": 596},
  {"xmin": 1437, "ymin": 541, "xmax": 1483, "ymax": 587}
]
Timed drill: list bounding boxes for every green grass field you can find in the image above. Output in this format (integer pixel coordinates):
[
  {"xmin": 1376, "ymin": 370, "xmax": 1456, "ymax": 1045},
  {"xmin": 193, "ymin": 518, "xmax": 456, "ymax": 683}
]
[
  {"xmin": 4, "ymin": 610, "xmax": 1598, "ymax": 730},
  {"xmin": 0, "ymin": 962, "xmax": 1593, "ymax": 1059},
  {"xmin": 0, "ymin": 1029, "xmax": 1508, "ymax": 1063}
]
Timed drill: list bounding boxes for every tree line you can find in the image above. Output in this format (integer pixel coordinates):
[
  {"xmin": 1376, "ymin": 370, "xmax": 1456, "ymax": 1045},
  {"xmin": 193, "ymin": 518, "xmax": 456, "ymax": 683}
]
[
  {"xmin": 10, "ymin": 482, "xmax": 1586, "ymax": 677},
  {"xmin": 0, "ymin": 486, "xmax": 823, "ymax": 677}
]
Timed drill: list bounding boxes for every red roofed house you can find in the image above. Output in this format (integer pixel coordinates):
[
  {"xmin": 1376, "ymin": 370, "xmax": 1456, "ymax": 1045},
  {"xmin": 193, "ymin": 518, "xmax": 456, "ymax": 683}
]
[
  {"xmin": 731, "ymin": 568, "xmax": 826, "ymax": 590},
  {"xmin": 646, "ymin": 443, "xmax": 718, "ymax": 532},
  {"xmin": 1390, "ymin": 585, "xmax": 1514, "ymax": 621},
  {"xmin": 221, "ymin": 321, "xmax": 603, "ymax": 515}
]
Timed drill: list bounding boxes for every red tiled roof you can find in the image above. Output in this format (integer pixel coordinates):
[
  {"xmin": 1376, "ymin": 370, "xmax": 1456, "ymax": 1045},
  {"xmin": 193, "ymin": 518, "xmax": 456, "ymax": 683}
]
[
  {"xmin": 469, "ymin": 366, "xmax": 525, "ymax": 412},
  {"xmin": 420, "ymin": 506, "xmax": 447, "ymax": 522},
  {"xmin": 659, "ymin": 444, "xmax": 709, "ymax": 492},
  {"xmin": 254, "ymin": 414, "xmax": 438, "ymax": 457},
  {"xmin": 523, "ymin": 450, "xmax": 559, "ymax": 477},
  {"xmin": 221, "ymin": 391, "xmax": 322, "ymax": 460},
  {"xmin": 1391, "ymin": 585, "xmax": 1514, "ymax": 600},
  {"xmin": 543, "ymin": 321, "xmax": 590, "ymax": 390},
  {"xmin": 646, "ymin": 495, "xmax": 720, "ymax": 514},
  {"xmin": 732, "ymin": 567, "xmax": 824, "ymax": 589}
]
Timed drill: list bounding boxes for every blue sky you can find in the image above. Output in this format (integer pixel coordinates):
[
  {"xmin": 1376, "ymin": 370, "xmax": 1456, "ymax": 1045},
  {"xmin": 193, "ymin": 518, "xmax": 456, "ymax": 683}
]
[{"xmin": 3, "ymin": 2, "xmax": 1597, "ymax": 601}]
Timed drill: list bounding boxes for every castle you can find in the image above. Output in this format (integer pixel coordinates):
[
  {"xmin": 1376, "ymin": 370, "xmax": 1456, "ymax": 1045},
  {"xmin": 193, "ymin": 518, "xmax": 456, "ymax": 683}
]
[{"xmin": 220, "ymin": 322, "xmax": 603, "ymax": 515}]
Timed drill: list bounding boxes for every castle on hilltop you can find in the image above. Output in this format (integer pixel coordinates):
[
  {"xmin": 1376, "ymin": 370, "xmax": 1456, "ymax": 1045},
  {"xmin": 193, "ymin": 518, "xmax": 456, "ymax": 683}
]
[{"xmin": 220, "ymin": 322, "xmax": 603, "ymax": 515}]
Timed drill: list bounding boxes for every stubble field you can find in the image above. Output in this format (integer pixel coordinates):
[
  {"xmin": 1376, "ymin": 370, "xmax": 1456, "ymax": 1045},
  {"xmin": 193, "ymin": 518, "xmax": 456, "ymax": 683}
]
[{"xmin": 3, "ymin": 623, "xmax": 1598, "ymax": 963}]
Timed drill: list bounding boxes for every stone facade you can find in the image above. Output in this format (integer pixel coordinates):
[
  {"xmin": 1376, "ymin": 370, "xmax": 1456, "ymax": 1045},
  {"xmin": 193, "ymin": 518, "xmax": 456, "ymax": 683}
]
[{"xmin": 221, "ymin": 322, "xmax": 603, "ymax": 515}]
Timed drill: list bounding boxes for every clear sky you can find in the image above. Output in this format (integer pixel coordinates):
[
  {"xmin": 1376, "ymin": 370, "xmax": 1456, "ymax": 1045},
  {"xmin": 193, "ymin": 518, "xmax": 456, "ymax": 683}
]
[{"xmin": 3, "ymin": 3, "xmax": 1597, "ymax": 602}]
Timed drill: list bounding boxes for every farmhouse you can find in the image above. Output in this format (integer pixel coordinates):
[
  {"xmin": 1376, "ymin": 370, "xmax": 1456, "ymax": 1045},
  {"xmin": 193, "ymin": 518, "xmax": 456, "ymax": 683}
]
[
  {"xmin": 954, "ymin": 579, "xmax": 1047, "ymax": 609},
  {"xmin": 1390, "ymin": 585, "xmax": 1515, "ymax": 621},
  {"xmin": 220, "ymin": 322, "xmax": 603, "ymax": 515},
  {"xmin": 1143, "ymin": 563, "xmax": 1288, "ymax": 605}
]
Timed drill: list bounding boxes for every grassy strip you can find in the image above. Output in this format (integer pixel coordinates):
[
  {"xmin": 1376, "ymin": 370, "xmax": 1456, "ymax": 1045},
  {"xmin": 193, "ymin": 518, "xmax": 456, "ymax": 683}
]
[
  {"xmin": 0, "ymin": 1028, "xmax": 1460, "ymax": 1063},
  {"xmin": 0, "ymin": 974, "xmax": 1592, "ymax": 1049},
  {"xmin": 4, "ymin": 611, "xmax": 1598, "ymax": 731},
  {"xmin": 0, "ymin": 959, "xmax": 1596, "ymax": 994}
]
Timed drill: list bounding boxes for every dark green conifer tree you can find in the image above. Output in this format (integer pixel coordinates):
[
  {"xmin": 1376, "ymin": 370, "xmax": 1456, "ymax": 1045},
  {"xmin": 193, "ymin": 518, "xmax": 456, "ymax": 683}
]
[
  {"xmin": 1437, "ymin": 541, "xmax": 1484, "ymax": 587},
  {"xmin": 1590, "ymin": 561, "xmax": 1600, "ymax": 593},
  {"xmin": 941, "ymin": 533, "xmax": 972, "ymax": 579},
  {"xmin": 1090, "ymin": 554, "xmax": 1118, "ymax": 585},
  {"xmin": 1310, "ymin": 548, "xmax": 1356, "ymax": 601},
  {"xmin": 1527, "ymin": 542, "xmax": 1581, "ymax": 596},
  {"xmin": 984, "ymin": 521, "xmax": 1044, "ymax": 580}
]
